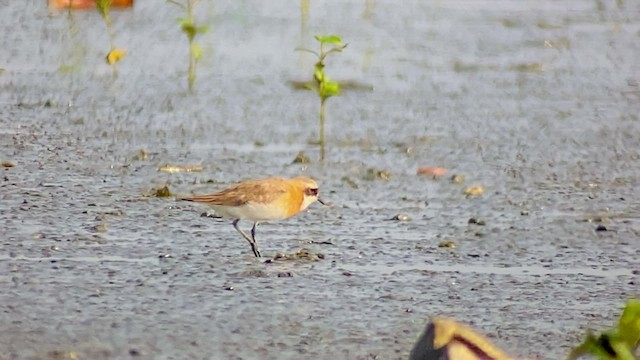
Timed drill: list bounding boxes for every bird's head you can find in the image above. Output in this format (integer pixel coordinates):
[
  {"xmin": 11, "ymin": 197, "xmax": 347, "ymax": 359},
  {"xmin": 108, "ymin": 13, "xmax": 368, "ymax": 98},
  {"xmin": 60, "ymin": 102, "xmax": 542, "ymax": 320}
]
[{"xmin": 293, "ymin": 177, "xmax": 328, "ymax": 210}]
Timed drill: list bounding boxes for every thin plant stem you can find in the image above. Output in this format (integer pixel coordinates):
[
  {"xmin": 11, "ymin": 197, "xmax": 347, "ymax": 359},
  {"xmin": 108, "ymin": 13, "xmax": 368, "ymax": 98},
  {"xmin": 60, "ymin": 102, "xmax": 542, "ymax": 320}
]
[
  {"xmin": 295, "ymin": 47, "xmax": 319, "ymax": 57},
  {"xmin": 188, "ymin": 37, "xmax": 195, "ymax": 92},
  {"xmin": 98, "ymin": 0, "xmax": 117, "ymax": 77},
  {"xmin": 105, "ymin": 14, "xmax": 115, "ymax": 50},
  {"xmin": 319, "ymin": 97, "xmax": 326, "ymax": 161},
  {"xmin": 300, "ymin": 0, "xmax": 309, "ymax": 49},
  {"xmin": 187, "ymin": 0, "xmax": 196, "ymax": 92}
]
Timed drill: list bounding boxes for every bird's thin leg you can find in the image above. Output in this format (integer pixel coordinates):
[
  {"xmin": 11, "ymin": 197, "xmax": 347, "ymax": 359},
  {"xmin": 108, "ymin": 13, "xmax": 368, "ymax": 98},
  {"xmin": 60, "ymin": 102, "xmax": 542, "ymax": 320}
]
[
  {"xmin": 249, "ymin": 222, "xmax": 261, "ymax": 257},
  {"xmin": 232, "ymin": 219, "xmax": 261, "ymax": 257},
  {"xmin": 251, "ymin": 222, "xmax": 259, "ymax": 242}
]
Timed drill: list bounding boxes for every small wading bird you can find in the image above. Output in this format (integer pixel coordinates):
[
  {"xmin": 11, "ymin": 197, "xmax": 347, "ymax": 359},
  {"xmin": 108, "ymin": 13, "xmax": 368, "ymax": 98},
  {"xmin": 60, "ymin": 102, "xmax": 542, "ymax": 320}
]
[{"xmin": 180, "ymin": 177, "xmax": 326, "ymax": 257}]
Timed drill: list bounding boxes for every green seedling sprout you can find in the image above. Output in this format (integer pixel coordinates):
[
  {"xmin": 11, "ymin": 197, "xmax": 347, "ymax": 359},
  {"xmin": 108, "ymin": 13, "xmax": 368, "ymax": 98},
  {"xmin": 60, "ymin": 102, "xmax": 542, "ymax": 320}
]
[
  {"xmin": 97, "ymin": 0, "xmax": 126, "ymax": 76},
  {"xmin": 167, "ymin": 0, "xmax": 209, "ymax": 92},
  {"xmin": 568, "ymin": 299, "xmax": 640, "ymax": 360},
  {"xmin": 296, "ymin": 35, "xmax": 347, "ymax": 161}
]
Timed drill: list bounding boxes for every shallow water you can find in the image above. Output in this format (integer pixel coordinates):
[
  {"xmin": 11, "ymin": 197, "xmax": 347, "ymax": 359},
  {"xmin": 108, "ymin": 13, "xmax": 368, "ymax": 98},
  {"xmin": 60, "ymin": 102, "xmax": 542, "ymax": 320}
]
[{"xmin": 1, "ymin": 0, "xmax": 639, "ymax": 359}]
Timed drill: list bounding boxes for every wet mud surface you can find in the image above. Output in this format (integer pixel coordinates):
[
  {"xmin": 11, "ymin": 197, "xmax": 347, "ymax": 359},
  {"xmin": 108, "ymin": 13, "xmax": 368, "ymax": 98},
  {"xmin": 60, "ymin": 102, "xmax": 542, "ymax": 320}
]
[{"xmin": 1, "ymin": 1, "xmax": 639, "ymax": 359}]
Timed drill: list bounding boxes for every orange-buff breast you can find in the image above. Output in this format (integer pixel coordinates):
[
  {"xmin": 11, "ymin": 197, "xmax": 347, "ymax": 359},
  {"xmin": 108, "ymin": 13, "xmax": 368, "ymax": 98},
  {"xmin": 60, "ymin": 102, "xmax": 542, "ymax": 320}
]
[{"xmin": 270, "ymin": 182, "xmax": 304, "ymax": 219}]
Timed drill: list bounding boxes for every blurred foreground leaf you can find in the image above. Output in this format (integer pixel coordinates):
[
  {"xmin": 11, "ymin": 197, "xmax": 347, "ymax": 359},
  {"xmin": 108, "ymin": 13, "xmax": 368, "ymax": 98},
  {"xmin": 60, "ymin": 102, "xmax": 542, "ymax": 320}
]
[
  {"xmin": 410, "ymin": 317, "xmax": 518, "ymax": 360},
  {"xmin": 568, "ymin": 299, "xmax": 640, "ymax": 360}
]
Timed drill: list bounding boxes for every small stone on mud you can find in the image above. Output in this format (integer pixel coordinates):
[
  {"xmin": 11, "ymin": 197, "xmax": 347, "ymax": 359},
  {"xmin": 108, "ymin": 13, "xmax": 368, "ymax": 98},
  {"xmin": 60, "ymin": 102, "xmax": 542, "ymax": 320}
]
[
  {"xmin": 132, "ymin": 149, "xmax": 148, "ymax": 161},
  {"xmin": 391, "ymin": 214, "xmax": 411, "ymax": 221},
  {"xmin": 200, "ymin": 211, "xmax": 221, "ymax": 218},
  {"xmin": 595, "ymin": 225, "xmax": 607, "ymax": 232},
  {"xmin": 364, "ymin": 168, "xmax": 391, "ymax": 181},
  {"xmin": 438, "ymin": 241, "xmax": 456, "ymax": 248},
  {"xmin": 129, "ymin": 349, "xmax": 141, "ymax": 356},
  {"xmin": 520, "ymin": 210, "xmax": 529, "ymax": 216},
  {"xmin": 468, "ymin": 218, "xmax": 486, "ymax": 226},
  {"xmin": 450, "ymin": 174, "xmax": 465, "ymax": 184},
  {"xmin": 92, "ymin": 223, "xmax": 108, "ymax": 233},
  {"xmin": 277, "ymin": 272, "xmax": 293, "ymax": 278},
  {"xmin": 272, "ymin": 248, "xmax": 324, "ymax": 261},
  {"xmin": 342, "ymin": 271, "xmax": 353, "ymax": 276},
  {"xmin": 224, "ymin": 286, "xmax": 234, "ymax": 291},
  {"xmin": 292, "ymin": 151, "xmax": 311, "ymax": 164},
  {"xmin": 464, "ymin": 186, "xmax": 485, "ymax": 197}
]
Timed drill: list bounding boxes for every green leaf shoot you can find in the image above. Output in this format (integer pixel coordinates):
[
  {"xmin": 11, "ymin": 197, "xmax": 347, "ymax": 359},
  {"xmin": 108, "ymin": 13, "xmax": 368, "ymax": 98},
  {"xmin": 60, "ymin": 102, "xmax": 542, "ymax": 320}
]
[
  {"xmin": 170, "ymin": 0, "xmax": 208, "ymax": 91},
  {"xmin": 96, "ymin": 0, "xmax": 112, "ymax": 19},
  {"xmin": 320, "ymin": 79, "xmax": 340, "ymax": 100},
  {"xmin": 297, "ymin": 34, "xmax": 346, "ymax": 161},
  {"xmin": 314, "ymin": 35, "xmax": 342, "ymax": 44}
]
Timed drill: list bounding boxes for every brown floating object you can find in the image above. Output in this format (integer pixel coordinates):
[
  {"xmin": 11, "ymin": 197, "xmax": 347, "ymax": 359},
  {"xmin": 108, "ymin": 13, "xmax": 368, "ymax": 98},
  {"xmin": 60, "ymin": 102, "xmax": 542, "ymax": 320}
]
[
  {"xmin": 417, "ymin": 167, "xmax": 447, "ymax": 176},
  {"xmin": 49, "ymin": 0, "xmax": 133, "ymax": 10}
]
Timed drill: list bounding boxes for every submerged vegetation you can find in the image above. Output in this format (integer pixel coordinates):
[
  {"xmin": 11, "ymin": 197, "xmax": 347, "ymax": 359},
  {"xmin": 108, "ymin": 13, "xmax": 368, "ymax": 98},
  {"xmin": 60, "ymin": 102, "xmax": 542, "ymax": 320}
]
[
  {"xmin": 151, "ymin": 185, "xmax": 172, "ymax": 198},
  {"xmin": 296, "ymin": 35, "xmax": 347, "ymax": 161},
  {"xmin": 167, "ymin": 0, "xmax": 209, "ymax": 92}
]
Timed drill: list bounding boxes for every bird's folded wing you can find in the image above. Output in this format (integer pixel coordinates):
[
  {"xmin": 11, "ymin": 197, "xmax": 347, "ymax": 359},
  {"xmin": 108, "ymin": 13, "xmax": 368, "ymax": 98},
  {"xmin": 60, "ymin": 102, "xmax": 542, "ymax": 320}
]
[{"xmin": 181, "ymin": 179, "xmax": 288, "ymax": 207}]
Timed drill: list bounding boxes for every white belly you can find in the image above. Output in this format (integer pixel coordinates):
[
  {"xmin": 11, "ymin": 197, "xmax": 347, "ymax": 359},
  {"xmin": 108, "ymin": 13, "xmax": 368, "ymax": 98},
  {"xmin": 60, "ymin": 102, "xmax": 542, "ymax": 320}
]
[{"xmin": 209, "ymin": 202, "xmax": 289, "ymax": 221}]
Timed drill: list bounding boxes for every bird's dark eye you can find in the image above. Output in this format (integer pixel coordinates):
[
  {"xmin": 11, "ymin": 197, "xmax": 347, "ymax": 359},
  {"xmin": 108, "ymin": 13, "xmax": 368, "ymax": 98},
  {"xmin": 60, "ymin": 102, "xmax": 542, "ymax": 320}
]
[{"xmin": 305, "ymin": 188, "xmax": 318, "ymax": 196}]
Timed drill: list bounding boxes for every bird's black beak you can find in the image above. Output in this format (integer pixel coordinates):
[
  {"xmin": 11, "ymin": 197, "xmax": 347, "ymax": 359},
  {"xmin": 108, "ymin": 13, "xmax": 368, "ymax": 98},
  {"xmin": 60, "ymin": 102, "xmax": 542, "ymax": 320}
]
[{"xmin": 318, "ymin": 197, "xmax": 329, "ymax": 206}]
